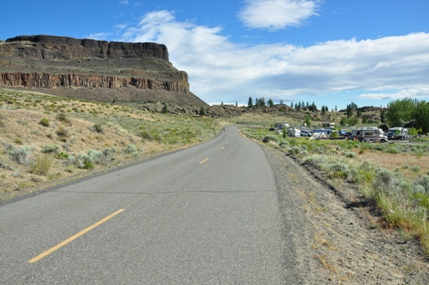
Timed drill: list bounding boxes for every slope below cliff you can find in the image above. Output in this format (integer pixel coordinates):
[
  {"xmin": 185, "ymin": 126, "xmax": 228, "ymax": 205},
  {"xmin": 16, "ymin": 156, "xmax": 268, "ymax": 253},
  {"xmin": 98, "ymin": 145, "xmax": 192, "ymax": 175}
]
[{"xmin": 0, "ymin": 35, "xmax": 207, "ymax": 106}]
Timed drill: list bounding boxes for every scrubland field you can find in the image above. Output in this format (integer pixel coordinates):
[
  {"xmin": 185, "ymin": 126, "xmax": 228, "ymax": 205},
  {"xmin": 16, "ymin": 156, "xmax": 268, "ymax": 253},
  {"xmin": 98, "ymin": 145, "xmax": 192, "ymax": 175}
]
[
  {"xmin": 236, "ymin": 113, "xmax": 429, "ymax": 256},
  {"xmin": 2, "ymin": 90, "xmax": 429, "ymax": 282},
  {"xmin": 0, "ymin": 88, "xmax": 222, "ymax": 201}
]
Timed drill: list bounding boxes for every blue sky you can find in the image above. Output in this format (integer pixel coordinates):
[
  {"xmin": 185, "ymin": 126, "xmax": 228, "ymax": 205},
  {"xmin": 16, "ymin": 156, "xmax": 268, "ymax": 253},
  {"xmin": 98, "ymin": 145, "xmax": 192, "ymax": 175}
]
[{"xmin": 1, "ymin": 0, "xmax": 429, "ymax": 110}]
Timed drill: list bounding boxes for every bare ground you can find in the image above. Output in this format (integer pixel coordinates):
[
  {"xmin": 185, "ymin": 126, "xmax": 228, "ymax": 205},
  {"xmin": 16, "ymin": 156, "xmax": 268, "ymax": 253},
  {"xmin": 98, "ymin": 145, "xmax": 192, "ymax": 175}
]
[{"xmin": 264, "ymin": 145, "xmax": 429, "ymax": 285}]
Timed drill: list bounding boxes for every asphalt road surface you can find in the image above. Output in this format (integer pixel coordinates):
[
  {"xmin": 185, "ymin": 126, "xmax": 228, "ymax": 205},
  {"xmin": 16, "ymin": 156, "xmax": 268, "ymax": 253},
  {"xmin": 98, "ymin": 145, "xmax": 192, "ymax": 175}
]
[{"xmin": 0, "ymin": 126, "xmax": 303, "ymax": 284}]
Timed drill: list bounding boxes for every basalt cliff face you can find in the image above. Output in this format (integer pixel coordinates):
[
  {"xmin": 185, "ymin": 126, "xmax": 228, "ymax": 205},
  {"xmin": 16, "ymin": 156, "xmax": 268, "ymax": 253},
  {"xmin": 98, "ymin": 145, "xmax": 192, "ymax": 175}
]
[{"xmin": 0, "ymin": 35, "xmax": 207, "ymax": 106}]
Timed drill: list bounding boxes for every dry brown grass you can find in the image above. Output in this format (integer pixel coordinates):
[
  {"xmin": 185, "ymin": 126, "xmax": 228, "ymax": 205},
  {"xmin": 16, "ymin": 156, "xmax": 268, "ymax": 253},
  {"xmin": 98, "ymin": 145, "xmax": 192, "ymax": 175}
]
[{"xmin": 0, "ymin": 88, "xmax": 222, "ymax": 201}]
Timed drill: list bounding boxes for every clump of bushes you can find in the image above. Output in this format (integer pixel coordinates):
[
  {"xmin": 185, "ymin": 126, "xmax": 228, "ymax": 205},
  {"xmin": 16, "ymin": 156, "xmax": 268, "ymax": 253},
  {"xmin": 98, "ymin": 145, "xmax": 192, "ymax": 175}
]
[
  {"xmin": 39, "ymin": 118, "xmax": 50, "ymax": 127},
  {"xmin": 262, "ymin": 135, "xmax": 279, "ymax": 143},
  {"xmin": 123, "ymin": 144, "xmax": 138, "ymax": 156},
  {"xmin": 342, "ymin": 150, "xmax": 356, "ymax": 158},
  {"xmin": 7, "ymin": 146, "xmax": 31, "ymax": 165},
  {"xmin": 288, "ymin": 145, "xmax": 308, "ymax": 157},
  {"xmin": 57, "ymin": 113, "xmax": 70, "ymax": 124},
  {"xmin": 42, "ymin": 144, "xmax": 59, "ymax": 154},
  {"xmin": 56, "ymin": 127, "xmax": 69, "ymax": 138},
  {"xmin": 30, "ymin": 155, "xmax": 53, "ymax": 175},
  {"xmin": 64, "ymin": 147, "xmax": 118, "ymax": 170},
  {"xmin": 91, "ymin": 123, "xmax": 104, "ymax": 133}
]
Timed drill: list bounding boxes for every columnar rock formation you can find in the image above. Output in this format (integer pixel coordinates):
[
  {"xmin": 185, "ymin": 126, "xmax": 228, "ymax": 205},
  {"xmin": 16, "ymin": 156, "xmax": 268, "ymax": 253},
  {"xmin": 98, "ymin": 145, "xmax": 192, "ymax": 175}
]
[{"xmin": 0, "ymin": 35, "xmax": 207, "ymax": 106}]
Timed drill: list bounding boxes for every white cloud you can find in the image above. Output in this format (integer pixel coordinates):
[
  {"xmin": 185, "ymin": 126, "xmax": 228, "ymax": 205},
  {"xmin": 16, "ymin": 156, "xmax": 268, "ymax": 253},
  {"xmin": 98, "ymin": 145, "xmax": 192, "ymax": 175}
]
[
  {"xmin": 119, "ymin": 0, "xmax": 129, "ymax": 5},
  {"xmin": 358, "ymin": 87, "xmax": 429, "ymax": 101},
  {"xmin": 117, "ymin": 10, "xmax": 429, "ymax": 105},
  {"xmin": 238, "ymin": 0, "xmax": 320, "ymax": 30},
  {"xmin": 115, "ymin": 24, "xmax": 128, "ymax": 30},
  {"xmin": 86, "ymin": 32, "xmax": 111, "ymax": 40}
]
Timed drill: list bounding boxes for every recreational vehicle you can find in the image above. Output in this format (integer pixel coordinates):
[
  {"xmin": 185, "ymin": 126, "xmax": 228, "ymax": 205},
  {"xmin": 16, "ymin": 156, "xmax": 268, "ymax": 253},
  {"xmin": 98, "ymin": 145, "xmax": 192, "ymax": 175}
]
[
  {"xmin": 387, "ymin": 127, "xmax": 410, "ymax": 140},
  {"xmin": 351, "ymin": 127, "xmax": 387, "ymax": 142},
  {"xmin": 287, "ymin": 127, "xmax": 301, "ymax": 137}
]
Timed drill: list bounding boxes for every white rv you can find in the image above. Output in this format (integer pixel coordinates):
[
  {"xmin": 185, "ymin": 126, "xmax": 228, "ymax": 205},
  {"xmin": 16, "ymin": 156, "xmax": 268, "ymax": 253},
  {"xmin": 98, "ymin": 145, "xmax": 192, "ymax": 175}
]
[
  {"xmin": 351, "ymin": 127, "xmax": 387, "ymax": 142},
  {"xmin": 287, "ymin": 127, "xmax": 301, "ymax": 137},
  {"xmin": 387, "ymin": 127, "xmax": 410, "ymax": 140}
]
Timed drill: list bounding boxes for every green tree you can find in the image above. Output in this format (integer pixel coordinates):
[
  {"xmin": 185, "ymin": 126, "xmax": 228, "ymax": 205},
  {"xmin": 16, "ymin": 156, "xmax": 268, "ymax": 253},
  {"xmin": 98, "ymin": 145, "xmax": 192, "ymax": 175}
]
[
  {"xmin": 248, "ymin": 97, "xmax": 253, "ymax": 108},
  {"xmin": 268, "ymin": 98, "xmax": 274, "ymax": 107},
  {"xmin": 199, "ymin": 106, "xmax": 206, "ymax": 116},
  {"xmin": 304, "ymin": 114, "xmax": 311, "ymax": 127},
  {"xmin": 346, "ymin": 102, "xmax": 358, "ymax": 118},
  {"xmin": 386, "ymin": 98, "xmax": 417, "ymax": 127},
  {"xmin": 414, "ymin": 100, "xmax": 429, "ymax": 133}
]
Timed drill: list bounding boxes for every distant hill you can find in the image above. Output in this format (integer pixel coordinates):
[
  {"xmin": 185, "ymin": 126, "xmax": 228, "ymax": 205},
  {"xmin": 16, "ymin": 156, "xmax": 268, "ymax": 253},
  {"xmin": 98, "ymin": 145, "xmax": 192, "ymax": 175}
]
[{"xmin": 0, "ymin": 35, "xmax": 207, "ymax": 107}]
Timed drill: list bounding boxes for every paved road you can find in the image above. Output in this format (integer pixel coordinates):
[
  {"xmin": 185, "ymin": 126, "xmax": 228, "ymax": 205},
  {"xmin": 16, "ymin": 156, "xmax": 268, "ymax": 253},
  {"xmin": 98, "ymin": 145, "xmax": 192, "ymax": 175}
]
[{"xmin": 0, "ymin": 126, "xmax": 301, "ymax": 284}]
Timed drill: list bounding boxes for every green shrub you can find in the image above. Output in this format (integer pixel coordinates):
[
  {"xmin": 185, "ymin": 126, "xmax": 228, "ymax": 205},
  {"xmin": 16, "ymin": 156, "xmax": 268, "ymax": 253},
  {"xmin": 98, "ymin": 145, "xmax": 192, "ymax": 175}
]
[
  {"xmin": 83, "ymin": 160, "xmax": 95, "ymax": 170},
  {"xmin": 42, "ymin": 144, "xmax": 59, "ymax": 154},
  {"xmin": 39, "ymin": 118, "xmax": 50, "ymax": 127},
  {"xmin": 262, "ymin": 135, "xmax": 279, "ymax": 143},
  {"xmin": 411, "ymin": 165, "xmax": 421, "ymax": 173},
  {"xmin": 57, "ymin": 113, "xmax": 69, "ymax": 123},
  {"xmin": 343, "ymin": 150, "xmax": 356, "ymax": 158},
  {"xmin": 414, "ymin": 175, "xmax": 429, "ymax": 194},
  {"xmin": 278, "ymin": 140, "xmax": 290, "ymax": 148},
  {"xmin": 55, "ymin": 152, "xmax": 68, "ymax": 159},
  {"xmin": 304, "ymin": 155, "xmax": 328, "ymax": 169},
  {"xmin": 92, "ymin": 123, "xmax": 104, "ymax": 133},
  {"xmin": 8, "ymin": 146, "xmax": 31, "ymax": 165},
  {"xmin": 328, "ymin": 162, "xmax": 350, "ymax": 179},
  {"xmin": 30, "ymin": 155, "xmax": 53, "ymax": 175},
  {"xmin": 288, "ymin": 146, "xmax": 308, "ymax": 157},
  {"xmin": 123, "ymin": 144, "xmax": 138, "ymax": 156},
  {"xmin": 56, "ymin": 127, "xmax": 69, "ymax": 137}
]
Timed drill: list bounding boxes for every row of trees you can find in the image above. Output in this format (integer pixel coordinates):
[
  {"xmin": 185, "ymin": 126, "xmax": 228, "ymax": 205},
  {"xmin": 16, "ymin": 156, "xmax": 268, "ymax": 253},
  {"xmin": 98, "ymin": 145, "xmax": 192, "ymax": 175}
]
[
  {"xmin": 386, "ymin": 98, "xmax": 429, "ymax": 133},
  {"xmin": 247, "ymin": 96, "xmax": 337, "ymax": 112}
]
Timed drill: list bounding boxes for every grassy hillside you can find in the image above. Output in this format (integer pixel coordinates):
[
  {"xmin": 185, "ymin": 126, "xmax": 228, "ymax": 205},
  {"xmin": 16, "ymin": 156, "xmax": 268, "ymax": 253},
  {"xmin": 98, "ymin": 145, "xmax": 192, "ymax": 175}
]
[{"xmin": 0, "ymin": 88, "xmax": 222, "ymax": 201}]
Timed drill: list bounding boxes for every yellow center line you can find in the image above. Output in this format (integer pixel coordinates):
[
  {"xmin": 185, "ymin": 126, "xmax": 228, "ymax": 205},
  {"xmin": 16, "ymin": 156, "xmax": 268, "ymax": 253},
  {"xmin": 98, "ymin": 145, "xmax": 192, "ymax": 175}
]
[
  {"xmin": 200, "ymin": 158, "xmax": 210, "ymax": 164},
  {"xmin": 28, "ymin": 209, "xmax": 125, "ymax": 263}
]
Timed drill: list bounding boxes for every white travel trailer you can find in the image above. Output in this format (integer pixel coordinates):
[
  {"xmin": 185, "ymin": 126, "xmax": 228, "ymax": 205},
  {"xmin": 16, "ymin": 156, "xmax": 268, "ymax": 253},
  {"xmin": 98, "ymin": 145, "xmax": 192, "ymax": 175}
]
[
  {"xmin": 387, "ymin": 127, "xmax": 410, "ymax": 140},
  {"xmin": 287, "ymin": 127, "xmax": 301, "ymax": 137},
  {"xmin": 351, "ymin": 127, "xmax": 387, "ymax": 142}
]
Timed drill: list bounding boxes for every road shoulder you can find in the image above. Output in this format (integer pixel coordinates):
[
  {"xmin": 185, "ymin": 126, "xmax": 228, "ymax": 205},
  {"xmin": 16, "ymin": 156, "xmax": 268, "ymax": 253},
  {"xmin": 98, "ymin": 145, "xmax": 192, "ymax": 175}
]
[{"xmin": 263, "ymin": 145, "xmax": 429, "ymax": 285}]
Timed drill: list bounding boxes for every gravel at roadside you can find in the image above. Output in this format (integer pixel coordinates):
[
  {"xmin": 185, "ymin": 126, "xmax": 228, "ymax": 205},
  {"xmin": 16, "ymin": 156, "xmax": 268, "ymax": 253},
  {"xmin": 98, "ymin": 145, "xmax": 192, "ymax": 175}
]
[{"xmin": 263, "ymin": 145, "xmax": 429, "ymax": 285}]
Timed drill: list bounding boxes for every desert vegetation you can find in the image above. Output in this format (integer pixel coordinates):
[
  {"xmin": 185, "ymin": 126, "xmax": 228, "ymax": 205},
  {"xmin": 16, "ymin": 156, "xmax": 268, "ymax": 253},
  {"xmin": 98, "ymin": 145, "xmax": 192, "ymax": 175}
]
[
  {"xmin": 239, "ymin": 118, "xmax": 429, "ymax": 255},
  {"xmin": 0, "ymin": 88, "xmax": 222, "ymax": 201}
]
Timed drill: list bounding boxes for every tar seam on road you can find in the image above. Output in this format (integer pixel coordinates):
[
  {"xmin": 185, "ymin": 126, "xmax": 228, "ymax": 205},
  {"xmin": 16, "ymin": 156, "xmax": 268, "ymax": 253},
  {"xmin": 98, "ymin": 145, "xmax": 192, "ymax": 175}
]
[{"xmin": 28, "ymin": 209, "xmax": 125, "ymax": 263}]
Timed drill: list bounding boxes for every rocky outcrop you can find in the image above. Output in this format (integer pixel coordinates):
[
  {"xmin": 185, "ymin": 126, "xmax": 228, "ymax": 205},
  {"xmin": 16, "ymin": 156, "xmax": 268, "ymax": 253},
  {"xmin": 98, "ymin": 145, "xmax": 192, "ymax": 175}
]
[
  {"xmin": 0, "ymin": 35, "xmax": 207, "ymax": 106},
  {"xmin": 0, "ymin": 72, "xmax": 189, "ymax": 92},
  {"xmin": 3, "ymin": 35, "xmax": 169, "ymax": 61}
]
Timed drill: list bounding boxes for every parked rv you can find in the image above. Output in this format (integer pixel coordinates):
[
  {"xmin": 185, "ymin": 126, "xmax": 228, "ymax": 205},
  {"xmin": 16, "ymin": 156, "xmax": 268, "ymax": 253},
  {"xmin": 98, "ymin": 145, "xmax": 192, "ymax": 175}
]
[
  {"xmin": 351, "ymin": 127, "xmax": 387, "ymax": 142},
  {"xmin": 287, "ymin": 127, "xmax": 301, "ymax": 137},
  {"xmin": 387, "ymin": 127, "xmax": 410, "ymax": 140}
]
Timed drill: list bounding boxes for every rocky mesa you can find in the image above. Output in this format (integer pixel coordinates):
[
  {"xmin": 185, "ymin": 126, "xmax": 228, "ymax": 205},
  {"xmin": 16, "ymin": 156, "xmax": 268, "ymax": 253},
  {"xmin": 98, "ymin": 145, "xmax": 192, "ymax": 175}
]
[{"xmin": 0, "ymin": 35, "xmax": 207, "ymax": 106}]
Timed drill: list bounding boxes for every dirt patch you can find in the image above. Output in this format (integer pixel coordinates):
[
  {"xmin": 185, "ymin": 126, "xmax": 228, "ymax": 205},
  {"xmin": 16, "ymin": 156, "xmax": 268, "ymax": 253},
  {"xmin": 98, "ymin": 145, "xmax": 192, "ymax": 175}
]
[{"xmin": 264, "ymin": 145, "xmax": 429, "ymax": 284}]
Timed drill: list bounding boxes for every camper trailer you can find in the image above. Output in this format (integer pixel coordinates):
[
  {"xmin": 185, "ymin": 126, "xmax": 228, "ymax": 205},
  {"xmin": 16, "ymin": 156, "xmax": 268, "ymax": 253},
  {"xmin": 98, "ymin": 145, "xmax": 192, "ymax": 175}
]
[
  {"xmin": 287, "ymin": 127, "xmax": 301, "ymax": 137},
  {"xmin": 351, "ymin": 127, "xmax": 387, "ymax": 142},
  {"xmin": 387, "ymin": 127, "xmax": 410, "ymax": 140}
]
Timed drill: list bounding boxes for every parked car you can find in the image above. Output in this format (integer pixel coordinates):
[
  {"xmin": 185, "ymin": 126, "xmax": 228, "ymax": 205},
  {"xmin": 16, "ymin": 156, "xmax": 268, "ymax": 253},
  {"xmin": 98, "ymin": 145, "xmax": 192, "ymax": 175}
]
[{"xmin": 300, "ymin": 130, "xmax": 312, "ymax": 137}]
